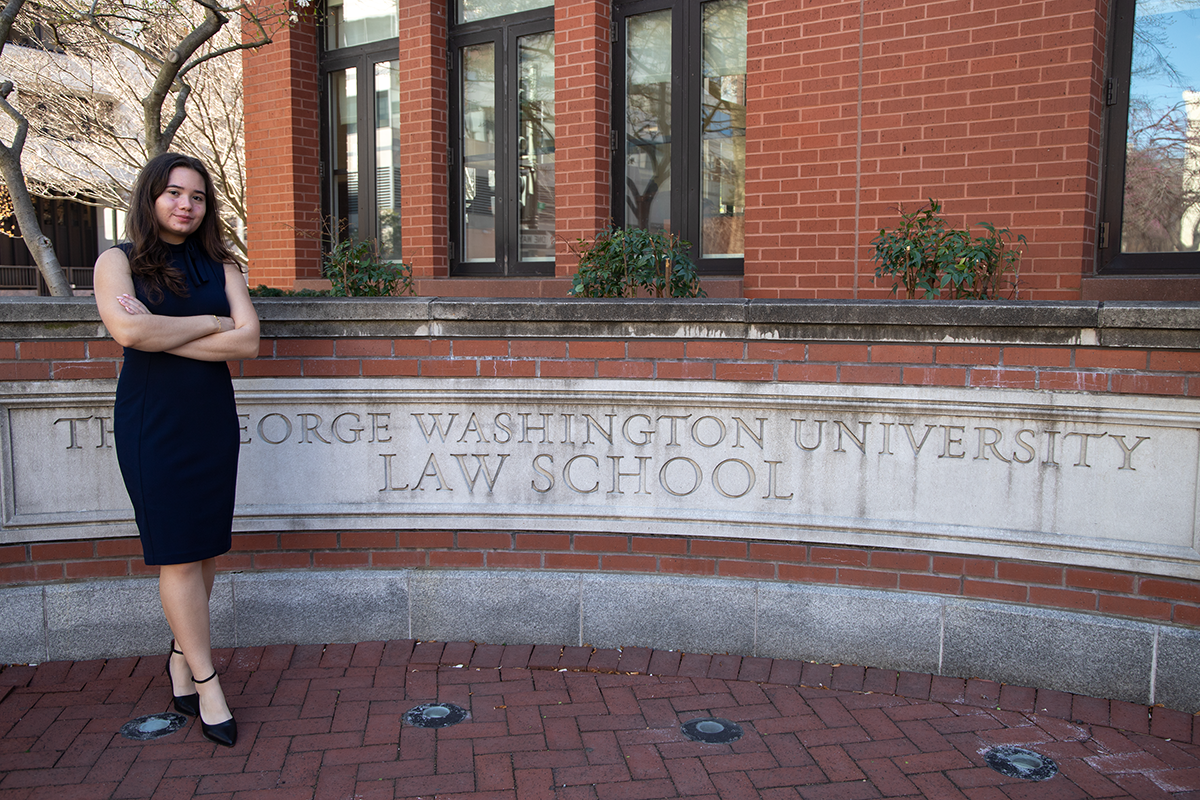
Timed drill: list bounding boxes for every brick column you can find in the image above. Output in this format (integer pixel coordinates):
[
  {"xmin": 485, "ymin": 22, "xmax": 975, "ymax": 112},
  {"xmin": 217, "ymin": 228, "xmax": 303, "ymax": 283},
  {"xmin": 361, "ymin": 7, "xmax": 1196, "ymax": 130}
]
[
  {"xmin": 554, "ymin": 0, "xmax": 611, "ymax": 275},
  {"xmin": 399, "ymin": 0, "xmax": 450, "ymax": 279},
  {"xmin": 243, "ymin": 5, "xmax": 322, "ymax": 288}
]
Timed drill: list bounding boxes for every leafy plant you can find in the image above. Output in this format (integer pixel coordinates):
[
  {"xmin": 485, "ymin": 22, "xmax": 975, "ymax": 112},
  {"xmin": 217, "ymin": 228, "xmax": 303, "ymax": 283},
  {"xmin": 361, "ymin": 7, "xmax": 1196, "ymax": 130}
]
[
  {"xmin": 569, "ymin": 226, "xmax": 706, "ymax": 299},
  {"xmin": 322, "ymin": 238, "xmax": 415, "ymax": 297},
  {"xmin": 870, "ymin": 200, "xmax": 1027, "ymax": 300},
  {"xmin": 248, "ymin": 285, "xmax": 329, "ymax": 297}
]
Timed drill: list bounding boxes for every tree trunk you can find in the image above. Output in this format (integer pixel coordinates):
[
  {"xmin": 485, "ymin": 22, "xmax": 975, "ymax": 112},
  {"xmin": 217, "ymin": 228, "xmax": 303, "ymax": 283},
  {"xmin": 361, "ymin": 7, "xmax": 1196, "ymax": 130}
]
[
  {"xmin": 1, "ymin": 162, "xmax": 72, "ymax": 296},
  {"xmin": 0, "ymin": 0, "xmax": 72, "ymax": 296}
]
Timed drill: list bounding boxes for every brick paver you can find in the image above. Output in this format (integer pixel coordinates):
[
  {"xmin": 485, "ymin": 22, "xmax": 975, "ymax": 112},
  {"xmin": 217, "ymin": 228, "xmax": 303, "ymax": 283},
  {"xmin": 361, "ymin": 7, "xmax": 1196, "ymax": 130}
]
[{"xmin": 1, "ymin": 641, "xmax": 1198, "ymax": 799}]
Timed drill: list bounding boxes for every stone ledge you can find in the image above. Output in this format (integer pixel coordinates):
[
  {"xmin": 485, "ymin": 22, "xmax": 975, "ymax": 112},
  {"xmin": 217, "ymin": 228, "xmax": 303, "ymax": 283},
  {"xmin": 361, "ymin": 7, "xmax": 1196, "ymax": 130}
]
[
  {"xmin": 3, "ymin": 297, "xmax": 1199, "ymax": 348},
  {"xmin": 3, "ymin": 568, "xmax": 1197, "ymax": 712}
]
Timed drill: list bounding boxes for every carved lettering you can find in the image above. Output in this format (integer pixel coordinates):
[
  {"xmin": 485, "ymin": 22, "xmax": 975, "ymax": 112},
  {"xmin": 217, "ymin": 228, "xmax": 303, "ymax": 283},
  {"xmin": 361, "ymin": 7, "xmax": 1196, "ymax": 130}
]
[
  {"xmin": 1110, "ymin": 434, "xmax": 1150, "ymax": 470},
  {"xmin": 792, "ymin": 419, "xmax": 824, "ymax": 451},
  {"xmin": 657, "ymin": 414, "xmax": 691, "ymax": 446},
  {"xmin": 762, "ymin": 460, "xmax": 794, "ymax": 500},
  {"xmin": 257, "ymin": 413, "xmax": 292, "ymax": 445},
  {"xmin": 519, "ymin": 412, "xmax": 552, "ymax": 444},
  {"xmin": 659, "ymin": 457, "xmax": 702, "ymax": 497},
  {"xmin": 584, "ymin": 414, "xmax": 615, "ymax": 445},
  {"xmin": 940, "ymin": 425, "xmax": 966, "ymax": 459},
  {"xmin": 834, "ymin": 420, "xmax": 869, "ymax": 454},
  {"xmin": 901, "ymin": 423, "xmax": 937, "ymax": 456},
  {"xmin": 452, "ymin": 453, "xmax": 508, "ymax": 492},
  {"xmin": 54, "ymin": 415, "xmax": 91, "ymax": 449},
  {"xmin": 1063, "ymin": 431, "xmax": 1108, "ymax": 468},
  {"xmin": 622, "ymin": 414, "xmax": 654, "ymax": 446},
  {"xmin": 1013, "ymin": 428, "xmax": 1037, "ymax": 464},
  {"xmin": 379, "ymin": 452, "xmax": 410, "ymax": 491},
  {"xmin": 712, "ymin": 458, "xmax": 755, "ymax": 499},
  {"xmin": 531, "ymin": 453, "xmax": 555, "ymax": 493},
  {"xmin": 608, "ymin": 455, "xmax": 652, "ymax": 495},
  {"xmin": 298, "ymin": 413, "xmax": 331, "ymax": 444},
  {"xmin": 974, "ymin": 427, "xmax": 1011, "ymax": 463},
  {"xmin": 691, "ymin": 416, "xmax": 727, "ymax": 448},
  {"xmin": 412, "ymin": 413, "xmax": 458, "ymax": 442},
  {"xmin": 369, "ymin": 412, "xmax": 391, "ymax": 443},
  {"xmin": 332, "ymin": 412, "xmax": 364, "ymax": 444},
  {"xmin": 564, "ymin": 454, "xmax": 600, "ymax": 493},
  {"xmin": 412, "ymin": 453, "xmax": 451, "ymax": 491},
  {"xmin": 733, "ymin": 417, "xmax": 766, "ymax": 449},
  {"xmin": 457, "ymin": 413, "xmax": 491, "ymax": 443}
]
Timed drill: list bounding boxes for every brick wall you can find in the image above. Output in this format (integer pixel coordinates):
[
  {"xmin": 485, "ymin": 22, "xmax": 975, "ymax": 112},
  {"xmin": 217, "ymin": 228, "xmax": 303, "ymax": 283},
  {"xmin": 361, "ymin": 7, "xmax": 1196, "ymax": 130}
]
[
  {"xmin": 398, "ymin": 0, "xmax": 451, "ymax": 280},
  {"xmin": 5, "ymin": 531, "xmax": 1198, "ymax": 628},
  {"xmin": 553, "ymin": 0, "xmax": 611, "ymax": 274},
  {"xmin": 244, "ymin": 0, "xmax": 1133, "ymax": 298},
  {"xmin": 6, "ymin": 336, "xmax": 1199, "ymax": 395},
  {"xmin": 743, "ymin": 0, "xmax": 1109, "ymax": 300},
  {"xmin": 243, "ymin": 2, "xmax": 322, "ymax": 287}
]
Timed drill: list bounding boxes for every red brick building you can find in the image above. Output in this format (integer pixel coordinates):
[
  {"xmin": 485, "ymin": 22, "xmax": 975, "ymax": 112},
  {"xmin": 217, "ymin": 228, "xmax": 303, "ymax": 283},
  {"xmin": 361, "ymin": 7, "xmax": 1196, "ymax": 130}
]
[{"xmin": 244, "ymin": 0, "xmax": 1200, "ymax": 301}]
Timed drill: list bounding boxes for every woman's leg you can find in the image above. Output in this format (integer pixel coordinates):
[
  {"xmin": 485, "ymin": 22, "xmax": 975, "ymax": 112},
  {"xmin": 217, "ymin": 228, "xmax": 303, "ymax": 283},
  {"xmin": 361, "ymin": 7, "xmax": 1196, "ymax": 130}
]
[{"xmin": 160, "ymin": 558, "xmax": 231, "ymax": 724}]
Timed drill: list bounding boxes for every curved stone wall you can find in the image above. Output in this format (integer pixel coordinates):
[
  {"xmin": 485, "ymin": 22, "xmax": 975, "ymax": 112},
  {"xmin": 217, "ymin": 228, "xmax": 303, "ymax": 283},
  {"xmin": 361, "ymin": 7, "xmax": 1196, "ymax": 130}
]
[{"xmin": 1, "ymin": 298, "xmax": 1198, "ymax": 709}]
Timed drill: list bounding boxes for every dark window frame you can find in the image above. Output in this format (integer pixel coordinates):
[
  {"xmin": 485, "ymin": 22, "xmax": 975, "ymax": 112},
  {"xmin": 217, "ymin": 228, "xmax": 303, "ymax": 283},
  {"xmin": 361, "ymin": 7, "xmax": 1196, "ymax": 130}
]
[
  {"xmin": 1098, "ymin": 0, "xmax": 1200, "ymax": 274},
  {"xmin": 612, "ymin": 0, "xmax": 744, "ymax": 276},
  {"xmin": 319, "ymin": 35, "xmax": 401, "ymax": 255},
  {"xmin": 448, "ymin": 6, "xmax": 556, "ymax": 277}
]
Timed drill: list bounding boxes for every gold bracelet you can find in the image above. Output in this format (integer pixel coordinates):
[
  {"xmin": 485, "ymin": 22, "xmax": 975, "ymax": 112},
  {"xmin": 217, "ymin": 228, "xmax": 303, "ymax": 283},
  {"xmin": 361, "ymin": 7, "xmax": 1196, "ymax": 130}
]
[{"xmin": 213, "ymin": 315, "xmax": 220, "ymax": 332}]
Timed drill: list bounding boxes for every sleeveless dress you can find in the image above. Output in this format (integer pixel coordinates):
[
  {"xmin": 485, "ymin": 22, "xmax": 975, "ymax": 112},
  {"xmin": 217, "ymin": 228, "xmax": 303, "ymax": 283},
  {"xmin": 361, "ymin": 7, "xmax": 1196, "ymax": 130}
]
[{"xmin": 113, "ymin": 240, "xmax": 239, "ymax": 565}]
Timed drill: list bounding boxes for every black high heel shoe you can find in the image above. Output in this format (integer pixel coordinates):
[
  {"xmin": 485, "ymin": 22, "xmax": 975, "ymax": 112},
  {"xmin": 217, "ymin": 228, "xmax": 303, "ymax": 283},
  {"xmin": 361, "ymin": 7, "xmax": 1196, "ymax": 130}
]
[
  {"xmin": 167, "ymin": 640, "xmax": 200, "ymax": 717},
  {"xmin": 194, "ymin": 670, "xmax": 237, "ymax": 747}
]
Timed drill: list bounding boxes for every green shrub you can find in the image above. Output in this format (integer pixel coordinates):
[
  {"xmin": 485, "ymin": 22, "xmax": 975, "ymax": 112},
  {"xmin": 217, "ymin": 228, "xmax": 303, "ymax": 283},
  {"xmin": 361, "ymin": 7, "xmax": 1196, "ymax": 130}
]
[
  {"xmin": 569, "ymin": 226, "xmax": 706, "ymax": 299},
  {"xmin": 322, "ymin": 238, "xmax": 415, "ymax": 297},
  {"xmin": 870, "ymin": 200, "xmax": 1027, "ymax": 300},
  {"xmin": 248, "ymin": 285, "xmax": 328, "ymax": 297}
]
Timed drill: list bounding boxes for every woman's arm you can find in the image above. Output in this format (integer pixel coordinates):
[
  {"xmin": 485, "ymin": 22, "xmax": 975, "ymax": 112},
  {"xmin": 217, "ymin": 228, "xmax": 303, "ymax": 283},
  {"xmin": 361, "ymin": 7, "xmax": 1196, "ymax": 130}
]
[
  {"xmin": 94, "ymin": 247, "xmax": 226, "ymax": 352},
  {"xmin": 165, "ymin": 263, "xmax": 261, "ymax": 362}
]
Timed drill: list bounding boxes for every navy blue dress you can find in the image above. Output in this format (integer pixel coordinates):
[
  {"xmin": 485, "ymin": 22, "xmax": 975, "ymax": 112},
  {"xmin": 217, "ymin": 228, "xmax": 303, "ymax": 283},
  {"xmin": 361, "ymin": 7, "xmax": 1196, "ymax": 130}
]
[{"xmin": 113, "ymin": 240, "xmax": 239, "ymax": 565}]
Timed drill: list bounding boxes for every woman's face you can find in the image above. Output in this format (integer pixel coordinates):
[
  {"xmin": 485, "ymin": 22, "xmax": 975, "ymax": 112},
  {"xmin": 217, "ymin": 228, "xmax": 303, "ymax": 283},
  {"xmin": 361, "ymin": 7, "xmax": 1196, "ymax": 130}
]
[{"xmin": 153, "ymin": 167, "xmax": 207, "ymax": 244}]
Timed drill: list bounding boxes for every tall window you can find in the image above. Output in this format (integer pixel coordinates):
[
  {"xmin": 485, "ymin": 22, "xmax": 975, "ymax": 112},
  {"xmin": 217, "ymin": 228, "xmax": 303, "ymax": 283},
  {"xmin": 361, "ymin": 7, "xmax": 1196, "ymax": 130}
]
[
  {"xmin": 614, "ymin": 0, "xmax": 747, "ymax": 274},
  {"xmin": 1099, "ymin": 0, "xmax": 1200, "ymax": 273},
  {"xmin": 450, "ymin": 2, "xmax": 555, "ymax": 276},
  {"xmin": 321, "ymin": 0, "xmax": 401, "ymax": 258}
]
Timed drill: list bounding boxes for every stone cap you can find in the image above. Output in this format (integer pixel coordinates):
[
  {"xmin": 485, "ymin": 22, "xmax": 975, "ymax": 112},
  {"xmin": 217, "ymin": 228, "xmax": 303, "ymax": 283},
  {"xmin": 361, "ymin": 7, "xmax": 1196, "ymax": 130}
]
[{"xmin": 3, "ymin": 296, "xmax": 1199, "ymax": 348}]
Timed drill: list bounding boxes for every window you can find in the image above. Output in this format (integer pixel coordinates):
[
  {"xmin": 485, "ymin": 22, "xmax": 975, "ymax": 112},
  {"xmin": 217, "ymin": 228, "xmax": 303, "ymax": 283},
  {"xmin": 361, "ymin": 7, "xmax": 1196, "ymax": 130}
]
[
  {"xmin": 320, "ymin": 0, "xmax": 401, "ymax": 259},
  {"xmin": 1099, "ymin": 0, "xmax": 1200, "ymax": 273},
  {"xmin": 449, "ymin": 4, "xmax": 555, "ymax": 276},
  {"xmin": 613, "ymin": 0, "xmax": 747, "ymax": 275},
  {"xmin": 19, "ymin": 92, "xmax": 115, "ymax": 141}
]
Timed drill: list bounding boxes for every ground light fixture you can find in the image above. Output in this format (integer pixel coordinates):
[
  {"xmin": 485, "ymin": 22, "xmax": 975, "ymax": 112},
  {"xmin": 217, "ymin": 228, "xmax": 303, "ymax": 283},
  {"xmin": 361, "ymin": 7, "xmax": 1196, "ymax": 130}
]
[
  {"xmin": 983, "ymin": 745, "xmax": 1059, "ymax": 781},
  {"xmin": 119, "ymin": 713, "xmax": 189, "ymax": 741},
  {"xmin": 680, "ymin": 717, "xmax": 744, "ymax": 744},
  {"xmin": 403, "ymin": 702, "xmax": 469, "ymax": 728}
]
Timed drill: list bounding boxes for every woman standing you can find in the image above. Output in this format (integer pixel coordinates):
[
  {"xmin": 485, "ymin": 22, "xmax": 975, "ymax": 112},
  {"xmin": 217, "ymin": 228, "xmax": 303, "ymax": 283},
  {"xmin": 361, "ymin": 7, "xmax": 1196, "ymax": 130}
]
[{"xmin": 94, "ymin": 152, "xmax": 259, "ymax": 748}]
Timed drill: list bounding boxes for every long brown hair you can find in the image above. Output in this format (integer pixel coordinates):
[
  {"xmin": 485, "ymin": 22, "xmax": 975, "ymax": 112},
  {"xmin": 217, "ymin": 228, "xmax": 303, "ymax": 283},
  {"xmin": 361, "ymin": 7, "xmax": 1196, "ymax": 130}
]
[{"xmin": 125, "ymin": 152, "xmax": 236, "ymax": 302}]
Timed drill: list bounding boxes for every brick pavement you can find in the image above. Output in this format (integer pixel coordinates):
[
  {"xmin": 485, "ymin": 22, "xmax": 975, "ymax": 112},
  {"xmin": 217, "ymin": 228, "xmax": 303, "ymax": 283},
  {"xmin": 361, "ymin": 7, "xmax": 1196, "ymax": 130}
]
[{"xmin": 1, "ymin": 640, "xmax": 1198, "ymax": 799}]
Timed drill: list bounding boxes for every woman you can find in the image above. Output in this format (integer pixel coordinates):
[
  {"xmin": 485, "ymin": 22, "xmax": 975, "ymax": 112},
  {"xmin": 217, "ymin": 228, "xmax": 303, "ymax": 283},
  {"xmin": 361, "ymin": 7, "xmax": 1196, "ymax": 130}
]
[{"xmin": 94, "ymin": 152, "xmax": 259, "ymax": 748}]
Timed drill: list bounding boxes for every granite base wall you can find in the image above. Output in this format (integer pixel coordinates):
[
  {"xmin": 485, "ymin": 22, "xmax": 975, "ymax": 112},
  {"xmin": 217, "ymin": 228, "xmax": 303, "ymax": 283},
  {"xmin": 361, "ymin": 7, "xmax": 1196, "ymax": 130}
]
[{"xmin": 3, "ymin": 567, "xmax": 1197, "ymax": 714}]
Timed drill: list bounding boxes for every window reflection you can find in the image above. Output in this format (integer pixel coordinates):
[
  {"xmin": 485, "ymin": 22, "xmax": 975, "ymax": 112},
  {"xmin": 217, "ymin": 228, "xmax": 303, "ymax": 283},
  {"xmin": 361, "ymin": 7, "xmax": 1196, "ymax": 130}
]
[
  {"xmin": 326, "ymin": 0, "xmax": 398, "ymax": 49},
  {"xmin": 1122, "ymin": 0, "xmax": 1200, "ymax": 253},
  {"xmin": 458, "ymin": 0, "xmax": 552, "ymax": 25},
  {"xmin": 625, "ymin": 10, "xmax": 673, "ymax": 232},
  {"xmin": 331, "ymin": 68, "xmax": 359, "ymax": 243},
  {"xmin": 700, "ymin": 0, "xmax": 746, "ymax": 258},
  {"xmin": 462, "ymin": 44, "xmax": 497, "ymax": 262},
  {"xmin": 375, "ymin": 62, "xmax": 402, "ymax": 260},
  {"xmin": 518, "ymin": 32, "xmax": 555, "ymax": 262}
]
